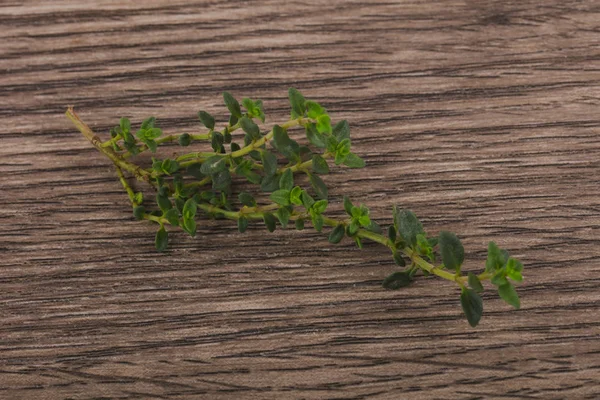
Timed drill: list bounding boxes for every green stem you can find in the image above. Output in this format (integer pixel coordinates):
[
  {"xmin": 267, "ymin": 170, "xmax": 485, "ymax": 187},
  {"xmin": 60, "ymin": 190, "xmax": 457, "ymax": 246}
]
[
  {"xmin": 114, "ymin": 166, "xmax": 137, "ymax": 206},
  {"xmin": 66, "ymin": 107, "xmax": 153, "ymax": 183}
]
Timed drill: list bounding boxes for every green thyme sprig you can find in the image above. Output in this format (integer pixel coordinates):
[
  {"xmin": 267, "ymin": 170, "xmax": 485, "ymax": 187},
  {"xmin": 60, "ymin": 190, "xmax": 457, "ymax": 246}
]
[{"xmin": 66, "ymin": 88, "xmax": 524, "ymax": 327}]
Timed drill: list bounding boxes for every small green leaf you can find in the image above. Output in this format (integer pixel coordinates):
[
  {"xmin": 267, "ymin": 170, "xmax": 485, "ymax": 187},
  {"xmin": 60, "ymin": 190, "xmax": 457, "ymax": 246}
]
[
  {"xmin": 156, "ymin": 192, "xmax": 172, "ymax": 213},
  {"xmin": 155, "ymin": 225, "xmax": 168, "ymax": 252},
  {"xmin": 211, "ymin": 169, "xmax": 231, "ymax": 191},
  {"xmin": 316, "ymin": 114, "xmax": 332, "ymax": 134},
  {"xmin": 183, "ymin": 217, "xmax": 197, "ymax": 237},
  {"xmin": 311, "ymin": 213, "xmax": 324, "ymax": 232},
  {"xmin": 311, "ymin": 154, "xmax": 329, "ymax": 174},
  {"xmin": 279, "ymin": 168, "xmax": 294, "ymax": 191},
  {"xmin": 133, "ymin": 192, "xmax": 143, "ymax": 205},
  {"xmin": 438, "ymin": 231, "xmax": 465, "ymax": 272},
  {"xmin": 491, "ymin": 270, "xmax": 509, "ymax": 287},
  {"xmin": 260, "ymin": 173, "xmax": 280, "ymax": 192},
  {"xmin": 343, "ymin": 153, "xmax": 365, "ymax": 168},
  {"xmin": 343, "ymin": 196, "xmax": 354, "ymax": 215},
  {"xmin": 197, "ymin": 111, "xmax": 215, "ymax": 130},
  {"xmin": 211, "ymin": 131, "xmax": 224, "ymax": 153},
  {"xmin": 289, "ymin": 186, "xmax": 303, "ymax": 205},
  {"xmin": 305, "ymin": 123, "xmax": 326, "ymax": 148},
  {"xmin": 270, "ymin": 189, "xmax": 291, "ymax": 206},
  {"xmin": 263, "ymin": 212, "xmax": 276, "ymax": 232},
  {"xmin": 308, "ymin": 173, "xmax": 328, "ymax": 199},
  {"xmin": 120, "ymin": 117, "xmax": 131, "ymax": 133},
  {"xmin": 486, "ymin": 241, "xmax": 505, "ymax": 272},
  {"xmin": 382, "ymin": 271, "xmax": 412, "ymax": 290},
  {"xmin": 144, "ymin": 139, "xmax": 158, "ymax": 153},
  {"xmin": 200, "ymin": 155, "xmax": 226, "ymax": 175},
  {"xmin": 461, "ymin": 288, "xmax": 483, "ymax": 327},
  {"xmin": 396, "ymin": 209, "xmax": 424, "ymax": 247},
  {"xmin": 288, "ymin": 88, "xmax": 306, "ymax": 118},
  {"xmin": 388, "ymin": 226, "xmax": 397, "ymax": 242},
  {"xmin": 498, "ymin": 282, "xmax": 520, "ymax": 309},
  {"xmin": 133, "ymin": 205, "xmax": 145, "ymax": 220},
  {"xmin": 178, "ymin": 133, "xmax": 191, "ymax": 147},
  {"xmin": 295, "ymin": 218, "xmax": 305, "ymax": 230},
  {"xmin": 276, "ymin": 207, "xmax": 291, "ymax": 228},
  {"xmin": 182, "ymin": 198, "xmax": 197, "ymax": 220},
  {"xmin": 305, "ymin": 100, "xmax": 326, "ymax": 118},
  {"xmin": 223, "ymin": 92, "xmax": 242, "ymax": 118},
  {"xmin": 328, "ymin": 224, "xmax": 345, "ymax": 244},
  {"xmin": 240, "ymin": 116, "xmax": 260, "ymax": 139},
  {"xmin": 332, "ymin": 120, "xmax": 350, "ymax": 141},
  {"xmin": 393, "ymin": 252, "xmax": 406, "ymax": 267},
  {"xmin": 164, "ymin": 208, "xmax": 180, "ymax": 226},
  {"xmin": 506, "ymin": 258, "xmax": 524, "ymax": 282},
  {"xmin": 468, "ymin": 272, "xmax": 484, "ymax": 293},
  {"xmin": 239, "ymin": 192, "xmax": 256, "ymax": 207},
  {"xmin": 261, "ymin": 151, "xmax": 278, "ymax": 177},
  {"xmin": 312, "ymin": 199, "xmax": 328, "ymax": 215},
  {"xmin": 238, "ymin": 216, "xmax": 248, "ymax": 233},
  {"xmin": 301, "ymin": 191, "xmax": 315, "ymax": 208}
]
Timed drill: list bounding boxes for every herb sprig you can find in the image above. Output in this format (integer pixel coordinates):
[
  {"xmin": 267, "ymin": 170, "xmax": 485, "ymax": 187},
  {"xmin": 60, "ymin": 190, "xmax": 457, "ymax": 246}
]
[{"xmin": 66, "ymin": 88, "xmax": 524, "ymax": 327}]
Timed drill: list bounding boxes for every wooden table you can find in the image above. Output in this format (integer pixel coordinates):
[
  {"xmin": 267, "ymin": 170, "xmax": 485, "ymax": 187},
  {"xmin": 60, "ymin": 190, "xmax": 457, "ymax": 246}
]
[{"xmin": 2, "ymin": 1, "xmax": 599, "ymax": 399}]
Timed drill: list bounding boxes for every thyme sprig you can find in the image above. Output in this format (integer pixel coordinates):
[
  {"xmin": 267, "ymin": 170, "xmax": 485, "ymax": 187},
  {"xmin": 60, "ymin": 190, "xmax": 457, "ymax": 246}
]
[{"xmin": 66, "ymin": 88, "xmax": 524, "ymax": 327}]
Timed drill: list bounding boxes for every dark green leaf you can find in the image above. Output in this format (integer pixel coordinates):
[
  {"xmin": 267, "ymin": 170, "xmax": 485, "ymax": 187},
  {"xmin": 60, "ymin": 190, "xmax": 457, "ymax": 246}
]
[
  {"xmin": 461, "ymin": 288, "xmax": 483, "ymax": 327},
  {"xmin": 155, "ymin": 225, "xmax": 168, "ymax": 252},
  {"xmin": 438, "ymin": 231, "xmax": 464, "ymax": 272},
  {"xmin": 187, "ymin": 164, "xmax": 204, "ymax": 179},
  {"xmin": 396, "ymin": 209, "xmax": 424, "ymax": 247},
  {"xmin": 468, "ymin": 272, "xmax": 484, "ymax": 293},
  {"xmin": 491, "ymin": 270, "xmax": 509, "ymax": 287},
  {"xmin": 305, "ymin": 123, "xmax": 326, "ymax": 148},
  {"xmin": 156, "ymin": 192, "xmax": 172, "ymax": 213},
  {"xmin": 388, "ymin": 225, "xmax": 397, "ymax": 242},
  {"xmin": 288, "ymin": 87, "xmax": 306, "ymax": 118},
  {"xmin": 182, "ymin": 198, "xmax": 197, "ymax": 220},
  {"xmin": 238, "ymin": 216, "xmax": 248, "ymax": 233},
  {"xmin": 332, "ymin": 120, "xmax": 350, "ymax": 141},
  {"xmin": 211, "ymin": 169, "xmax": 231, "ymax": 191},
  {"xmin": 211, "ymin": 132, "xmax": 224, "ymax": 153},
  {"xmin": 328, "ymin": 224, "xmax": 345, "ymax": 244},
  {"xmin": 311, "ymin": 213, "xmax": 324, "ymax": 232},
  {"xmin": 240, "ymin": 117, "xmax": 260, "ymax": 139},
  {"xmin": 144, "ymin": 139, "xmax": 158, "ymax": 153},
  {"xmin": 263, "ymin": 212, "xmax": 276, "ymax": 232},
  {"xmin": 279, "ymin": 168, "xmax": 294, "ymax": 191},
  {"xmin": 270, "ymin": 189, "xmax": 291, "ymax": 206},
  {"xmin": 200, "ymin": 155, "xmax": 226, "ymax": 175},
  {"xmin": 133, "ymin": 205, "xmax": 145, "ymax": 220},
  {"xmin": 382, "ymin": 271, "xmax": 412, "ymax": 290},
  {"xmin": 238, "ymin": 192, "xmax": 256, "ymax": 207},
  {"xmin": 498, "ymin": 282, "xmax": 520, "ymax": 309},
  {"xmin": 295, "ymin": 218, "xmax": 305, "ymax": 230},
  {"xmin": 178, "ymin": 133, "xmax": 191, "ymax": 147},
  {"xmin": 260, "ymin": 174, "xmax": 280, "ymax": 192},
  {"xmin": 343, "ymin": 153, "xmax": 365, "ymax": 168},
  {"xmin": 308, "ymin": 173, "xmax": 328, "ymax": 199},
  {"xmin": 120, "ymin": 117, "xmax": 131, "ymax": 133},
  {"xmin": 261, "ymin": 151, "xmax": 278, "ymax": 177},
  {"xmin": 343, "ymin": 196, "xmax": 354, "ymax": 215},
  {"xmin": 301, "ymin": 191, "xmax": 315, "ymax": 208},
  {"xmin": 393, "ymin": 252, "xmax": 406, "ymax": 267},
  {"xmin": 311, "ymin": 154, "xmax": 329, "ymax": 174},
  {"xmin": 183, "ymin": 217, "xmax": 197, "ymax": 237},
  {"xmin": 164, "ymin": 208, "xmax": 180, "ymax": 226},
  {"xmin": 276, "ymin": 207, "xmax": 291, "ymax": 228},
  {"xmin": 223, "ymin": 92, "xmax": 242, "ymax": 118},
  {"xmin": 486, "ymin": 241, "xmax": 505, "ymax": 272},
  {"xmin": 197, "ymin": 111, "xmax": 215, "ymax": 130},
  {"xmin": 141, "ymin": 116, "xmax": 156, "ymax": 130}
]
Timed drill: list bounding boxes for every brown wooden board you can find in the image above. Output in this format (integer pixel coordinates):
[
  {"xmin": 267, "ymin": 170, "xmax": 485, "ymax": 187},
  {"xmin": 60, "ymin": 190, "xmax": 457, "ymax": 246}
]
[{"xmin": 1, "ymin": 1, "xmax": 599, "ymax": 399}]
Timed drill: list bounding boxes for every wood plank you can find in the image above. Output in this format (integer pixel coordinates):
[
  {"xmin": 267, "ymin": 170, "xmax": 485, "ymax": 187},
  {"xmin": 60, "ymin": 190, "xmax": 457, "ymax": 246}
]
[{"xmin": 1, "ymin": 1, "xmax": 599, "ymax": 398}]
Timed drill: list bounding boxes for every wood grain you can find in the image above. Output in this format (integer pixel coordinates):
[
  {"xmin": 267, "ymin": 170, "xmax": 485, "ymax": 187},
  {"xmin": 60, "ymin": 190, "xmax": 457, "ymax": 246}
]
[{"xmin": 1, "ymin": 1, "xmax": 600, "ymax": 399}]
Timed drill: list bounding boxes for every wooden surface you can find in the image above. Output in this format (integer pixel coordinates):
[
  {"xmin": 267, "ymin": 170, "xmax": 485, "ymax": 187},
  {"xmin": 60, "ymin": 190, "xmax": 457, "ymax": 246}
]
[{"xmin": 2, "ymin": 1, "xmax": 600, "ymax": 399}]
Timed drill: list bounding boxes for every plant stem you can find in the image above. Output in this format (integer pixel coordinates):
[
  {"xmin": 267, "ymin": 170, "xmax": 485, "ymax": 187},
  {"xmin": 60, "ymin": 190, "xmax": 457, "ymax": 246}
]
[
  {"xmin": 115, "ymin": 166, "xmax": 137, "ymax": 206},
  {"xmin": 66, "ymin": 107, "xmax": 153, "ymax": 183}
]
